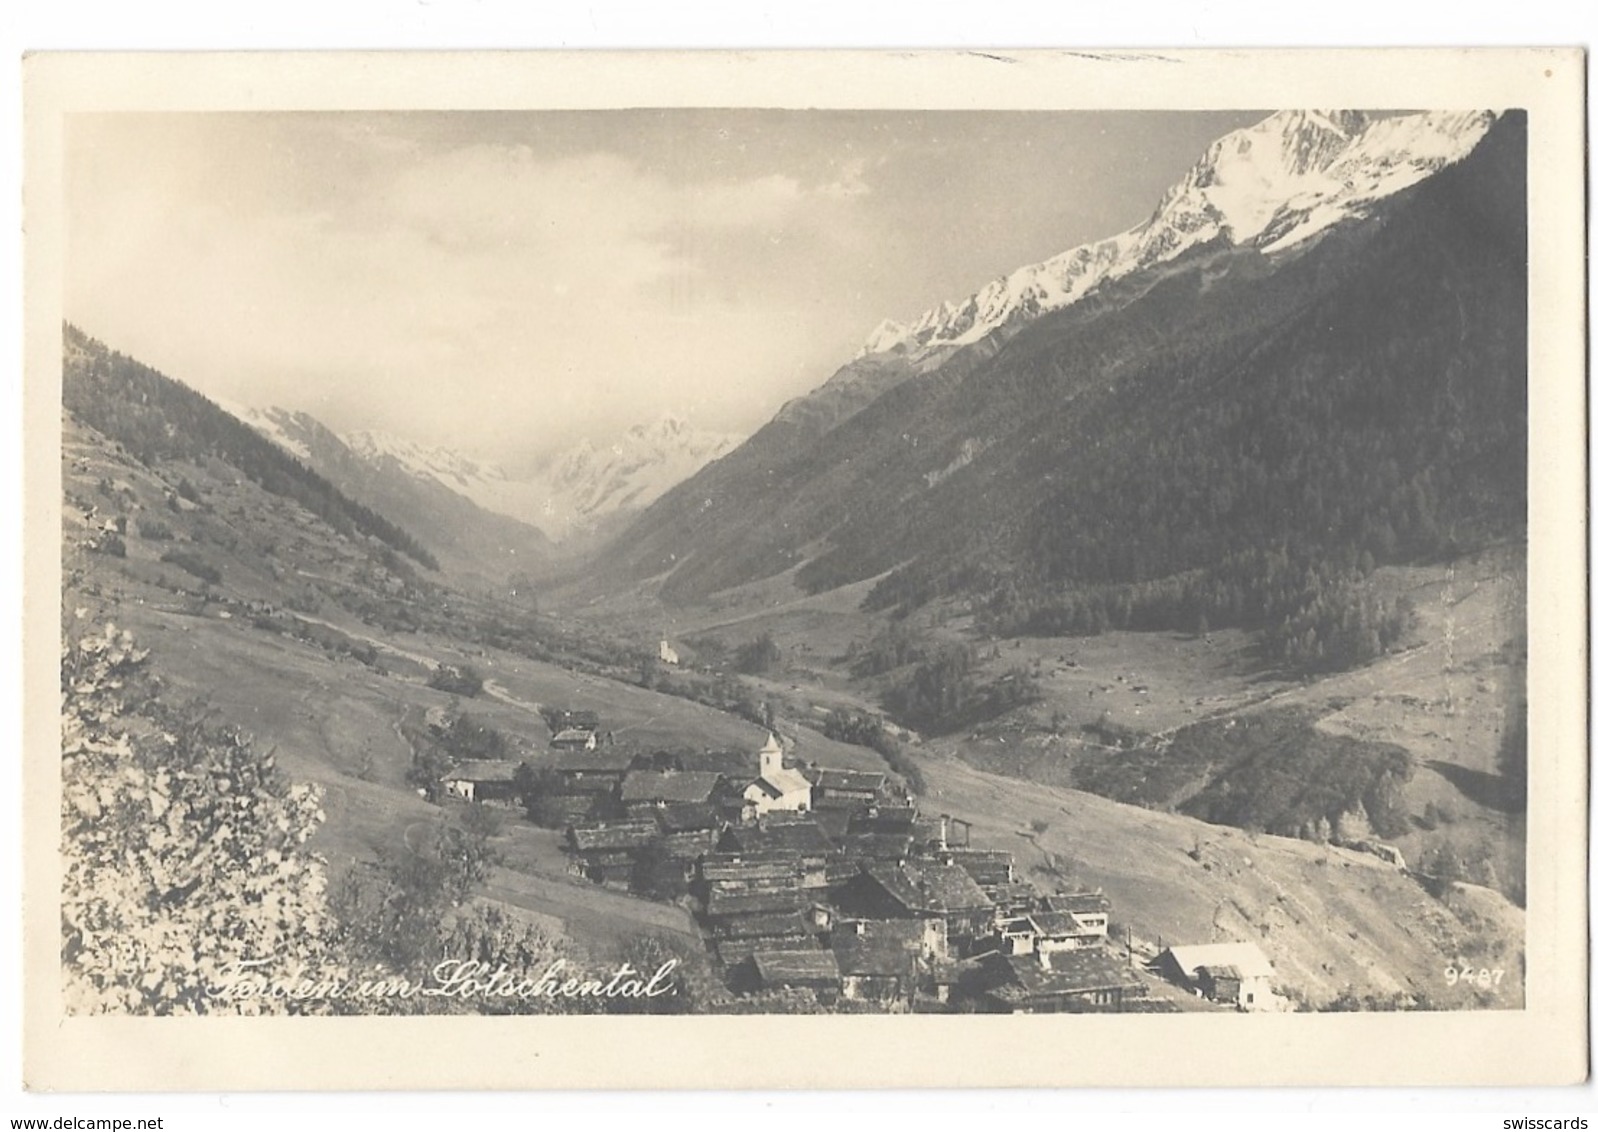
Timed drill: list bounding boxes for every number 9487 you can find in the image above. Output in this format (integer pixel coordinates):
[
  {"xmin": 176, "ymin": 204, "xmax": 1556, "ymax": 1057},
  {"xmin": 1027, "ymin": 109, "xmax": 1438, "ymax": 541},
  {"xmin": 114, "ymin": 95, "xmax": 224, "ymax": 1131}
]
[{"xmin": 1444, "ymin": 964, "xmax": 1505, "ymax": 989}]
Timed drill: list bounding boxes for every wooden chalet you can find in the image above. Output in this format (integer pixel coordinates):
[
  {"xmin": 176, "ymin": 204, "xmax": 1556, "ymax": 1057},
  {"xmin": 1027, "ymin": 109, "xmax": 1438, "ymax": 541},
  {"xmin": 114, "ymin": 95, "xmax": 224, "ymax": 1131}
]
[
  {"xmin": 842, "ymin": 860, "xmax": 996, "ymax": 953},
  {"xmin": 983, "ymin": 950, "xmax": 1143, "ymax": 1013},
  {"xmin": 654, "ymin": 802, "xmax": 721, "ymax": 834},
  {"xmin": 650, "ymin": 828, "xmax": 716, "ymax": 889},
  {"xmin": 546, "ymin": 708, "xmax": 601, "ymax": 733},
  {"xmin": 831, "ymin": 919, "xmax": 928, "ymax": 1009},
  {"xmin": 719, "ymin": 818, "xmax": 833, "ymax": 890},
  {"xmin": 567, "ymin": 819, "xmax": 657, "ymax": 887},
  {"xmin": 811, "ymin": 768, "xmax": 888, "ymax": 813},
  {"xmin": 834, "ymin": 831, "xmax": 914, "ymax": 863},
  {"xmin": 1040, "ymin": 891, "xmax": 1112, "ymax": 938},
  {"xmin": 942, "ymin": 848, "xmax": 1017, "ymax": 887},
  {"xmin": 985, "ymin": 881, "xmax": 1041, "ymax": 918},
  {"xmin": 620, "ymin": 771, "xmax": 724, "ymax": 815},
  {"xmin": 997, "ymin": 909, "xmax": 1102, "ymax": 958},
  {"xmin": 550, "ymin": 728, "xmax": 599, "ymax": 752},
  {"xmin": 1032, "ymin": 910, "xmax": 1103, "ymax": 955},
  {"xmin": 550, "ymin": 748, "xmax": 633, "ymax": 790},
  {"xmin": 438, "ymin": 759, "xmax": 521, "ymax": 806},
  {"xmin": 750, "ymin": 949, "xmax": 840, "ymax": 999},
  {"xmin": 700, "ymin": 851, "xmax": 805, "ymax": 919},
  {"xmin": 908, "ymin": 815, "xmax": 948, "ymax": 848},
  {"xmin": 544, "ymin": 748, "xmax": 633, "ymax": 821},
  {"xmin": 846, "ymin": 805, "xmax": 919, "ymax": 837},
  {"xmin": 712, "ymin": 911, "xmax": 816, "ymax": 967},
  {"xmin": 657, "ymin": 828, "xmax": 717, "ymax": 871},
  {"xmin": 1156, "ymin": 941, "xmax": 1275, "ymax": 1011}
]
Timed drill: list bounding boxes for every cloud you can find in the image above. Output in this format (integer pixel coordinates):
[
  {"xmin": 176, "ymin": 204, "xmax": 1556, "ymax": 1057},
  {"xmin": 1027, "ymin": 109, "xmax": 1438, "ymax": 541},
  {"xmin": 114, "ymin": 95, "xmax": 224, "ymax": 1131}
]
[
  {"xmin": 65, "ymin": 110, "xmax": 1260, "ymax": 469},
  {"xmin": 64, "ymin": 118, "xmax": 873, "ymax": 462},
  {"xmin": 814, "ymin": 157, "xmax": 872, "ymax": 201}
]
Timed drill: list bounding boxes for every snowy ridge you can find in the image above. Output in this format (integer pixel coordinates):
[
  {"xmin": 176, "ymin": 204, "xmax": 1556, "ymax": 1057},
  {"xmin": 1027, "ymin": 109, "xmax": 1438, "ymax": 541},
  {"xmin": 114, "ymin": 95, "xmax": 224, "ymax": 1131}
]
[
  {"xmin": 859, "ymin": 109, "xmax": 1496, "ymax": 360},
  {"xmin": 216, "ymin": 395, "xmax": 738, "ymax": 540},
  {"xmin": 340, "ymin": 417, "xmax": 739, "ymax": 536},
  {"xmin": 344, "ymin": 429, "xmax": 514, "ymax": 496},
  {"xmin": 527, "ymin": 416, "xmax": 742, "ymax": 537},
  {"xmin": 210, "ymin": 399, "xmax": 318, "ymax": 464}
]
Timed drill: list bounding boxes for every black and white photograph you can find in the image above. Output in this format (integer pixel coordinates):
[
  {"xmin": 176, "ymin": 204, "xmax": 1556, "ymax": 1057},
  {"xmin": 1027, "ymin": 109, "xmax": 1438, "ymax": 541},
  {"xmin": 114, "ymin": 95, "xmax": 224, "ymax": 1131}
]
[{"xmin": 20, "ymin": 48, "xmax": 1587, "ymax": 1091}]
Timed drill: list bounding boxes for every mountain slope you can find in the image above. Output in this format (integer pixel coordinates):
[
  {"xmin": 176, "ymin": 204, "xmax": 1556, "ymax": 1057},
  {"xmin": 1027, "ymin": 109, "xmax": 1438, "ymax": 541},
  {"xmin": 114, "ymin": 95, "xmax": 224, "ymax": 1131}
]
[
  {"xmin": 268, "ymin": 412, "xmax": 740, "ymax": 547},
  {"xmin": 217, "ymin": 404, "xmax": 554, "ymax": 590},
  {"xmin": 63, "ymin": 327, "xmax": 441, "ymax": 573},
  {"xmin": 520, "ymin": 417, "xmax": 741, "ymax": 541},
  {"xmin": 595, "ymin": 111, "xmax": 1525, "ymax": 630},
  {"xmin": 860, "ymin": 109, "xmax": 1494, "ymax": 362}
]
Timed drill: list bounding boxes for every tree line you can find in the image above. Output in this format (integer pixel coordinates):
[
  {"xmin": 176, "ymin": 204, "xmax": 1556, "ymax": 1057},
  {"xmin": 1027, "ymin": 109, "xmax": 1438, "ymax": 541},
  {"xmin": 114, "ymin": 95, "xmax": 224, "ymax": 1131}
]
[{"xmin": 63, "ymin": 324, "xmax": 439, "ymax": 571}]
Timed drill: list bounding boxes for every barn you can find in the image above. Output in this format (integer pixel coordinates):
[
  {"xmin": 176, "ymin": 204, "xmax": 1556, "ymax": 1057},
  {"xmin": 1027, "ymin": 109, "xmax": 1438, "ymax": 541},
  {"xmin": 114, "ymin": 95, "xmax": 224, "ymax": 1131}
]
[{"xmin": 1156, "ymin": 941, "xmax": 1276, "ymax": 1011}]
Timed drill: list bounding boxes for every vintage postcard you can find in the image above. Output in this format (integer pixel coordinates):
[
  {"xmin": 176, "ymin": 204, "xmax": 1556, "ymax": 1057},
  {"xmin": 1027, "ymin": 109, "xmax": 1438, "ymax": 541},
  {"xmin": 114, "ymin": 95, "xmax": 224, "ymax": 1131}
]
[{"xmin": 20, "ymin": 49, "xmax": 1587, "ymax": 1090}]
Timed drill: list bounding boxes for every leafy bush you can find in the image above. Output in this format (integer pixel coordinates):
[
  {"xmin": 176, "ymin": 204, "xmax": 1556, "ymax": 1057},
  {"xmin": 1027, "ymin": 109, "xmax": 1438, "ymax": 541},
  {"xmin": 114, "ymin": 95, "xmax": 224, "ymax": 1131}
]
[
  {"xmin": 158, "ymin": 548, "xmax": 222, "ymax": 584},
  {"xmin": 846, "ymin": 623, "xmax": 931, "ymax": 677},
  {"xmin": 1073, "ymin": 707, "xmax": 1414, "ymax": 842},
  {"xmin": 406, "ymin": 711, "xmax": 509, "ymax": 795},
  {"xmin": 880, "ymin": 644, "xmax": 1041, "ymax": 736},
  {"xmin": 511, "ymin": 765, "xmax": 567, "ymax": 828},
  {"xmin": 428, "ymin": 664, "xmax": 484, "ymax": 698},
  {"xmin": 60, "ymin": 624, "xmax": 342, "ymax": 1014},
  {"xmin": 734, "ymin": 632, "xmax": 781, "ymax": 675}
]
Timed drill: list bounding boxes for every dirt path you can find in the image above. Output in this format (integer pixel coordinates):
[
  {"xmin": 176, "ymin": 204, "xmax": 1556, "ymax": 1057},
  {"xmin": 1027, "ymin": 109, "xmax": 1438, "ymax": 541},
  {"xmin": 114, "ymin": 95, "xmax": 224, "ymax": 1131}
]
[
  {"xmin": 482, "ymin": 678, "xmax": 545, "ymax": 721},
  {"xmin": 288, "ymin": 610, "xmax": 441, "ymax": 670}
]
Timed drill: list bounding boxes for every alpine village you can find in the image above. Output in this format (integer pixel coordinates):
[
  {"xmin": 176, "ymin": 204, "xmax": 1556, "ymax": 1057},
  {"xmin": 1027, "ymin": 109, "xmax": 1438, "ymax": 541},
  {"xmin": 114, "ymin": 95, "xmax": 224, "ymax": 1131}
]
[{"xmin": 59, "ymin": 108, "xmax": 1528, "ymax": 1016}]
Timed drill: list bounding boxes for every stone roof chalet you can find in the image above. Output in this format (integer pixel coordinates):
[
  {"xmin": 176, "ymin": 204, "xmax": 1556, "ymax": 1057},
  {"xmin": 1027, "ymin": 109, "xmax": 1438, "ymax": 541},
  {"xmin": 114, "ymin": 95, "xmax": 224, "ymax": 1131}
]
[
  {"xmin": 1043, "ymin": 891, "xmax": 1112, "ymax": 917},
  {"xmin": 1029, "ymin": 909, "xmax": 1088, "ymax": 938},
  {"xmin": 752, "ymin": 949, "xmax": 840, "ymax": 987},
  {"xmin": 620, "ymin": 771, "xmax": 724, "ymax": 806},
  {"xmin": 813, "ymin": 768, "xmax": 888, "ymax": 794},
  {"xmin": 988, "ymin": 950, "xmax": 1142, "ymax": 1005},
  {"xmin": 721, "ymin": 819, "xmax": 833, "ymax": 859},
  {"xmin": 440, "ymin": 759, "xmax": 519, "ymax": 784},
  {"xmin": 568, "ymin": 820, "xmax": 658, "ymax": 853},
  {"xmin": 831, "ymin": 919, "xmax": 924, "ymax": 979},
  {"xmin": 865, "ymin": 860, "xmax": 993, "ymax": 915},
  {"xmin": 550, "ymin": 727, "xmax": 598, "ymax": 749},
  {"xmin": 550, "ymin": 748, "xmax": 634, "ymax": 775}
]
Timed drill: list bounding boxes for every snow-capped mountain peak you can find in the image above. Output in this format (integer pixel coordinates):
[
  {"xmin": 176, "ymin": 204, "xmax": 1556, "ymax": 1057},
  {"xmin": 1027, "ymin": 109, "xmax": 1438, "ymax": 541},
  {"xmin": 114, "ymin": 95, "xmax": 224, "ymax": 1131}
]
[
  {"xmin": 861, "ymin": 109, "xmax": 1497, "ymax": 361},
  {"xmin": 209, "ymin": 399, "xmax": 321, "ymax": 464},
  {"xmin": 342, "ymin": 428, "xmax": 513, "ymax": 495},
  {"xmin": 217, "ymin": 398, "xmax": 741, "ymax": 542},
  {"xmin": 534, "ymin": 416, "xmax": 742, "ymax": 534}
]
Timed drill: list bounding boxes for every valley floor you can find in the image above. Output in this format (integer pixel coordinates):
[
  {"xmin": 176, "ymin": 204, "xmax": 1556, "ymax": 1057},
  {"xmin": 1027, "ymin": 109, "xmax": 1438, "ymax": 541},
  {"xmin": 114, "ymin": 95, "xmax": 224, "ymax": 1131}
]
[{"xmin": 60, "ymin": 413, "xmax": 1525, "ymax": 1012}]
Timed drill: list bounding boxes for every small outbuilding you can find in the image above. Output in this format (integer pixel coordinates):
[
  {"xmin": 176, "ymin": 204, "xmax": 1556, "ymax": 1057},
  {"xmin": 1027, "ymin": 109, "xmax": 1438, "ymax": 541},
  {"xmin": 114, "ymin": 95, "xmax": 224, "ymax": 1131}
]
[
  {"xmin": 438, "ymin": 760, "xmax": 521, "ymax": 805},
  {"xmin": 550, "ymin": 728, "xmax": 598, "ymax": 752},
  {"xmin": 1156, "ymin": 941, "xmax": 1276, "ymax": 1012}
]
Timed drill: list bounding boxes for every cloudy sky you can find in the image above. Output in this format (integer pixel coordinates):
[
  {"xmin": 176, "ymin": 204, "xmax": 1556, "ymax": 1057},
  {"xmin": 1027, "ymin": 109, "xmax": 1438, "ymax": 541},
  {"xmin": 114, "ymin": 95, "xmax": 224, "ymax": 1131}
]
[{"xmin": 65, "ymin": 110, "xmax": 1262, "ymax": 472}]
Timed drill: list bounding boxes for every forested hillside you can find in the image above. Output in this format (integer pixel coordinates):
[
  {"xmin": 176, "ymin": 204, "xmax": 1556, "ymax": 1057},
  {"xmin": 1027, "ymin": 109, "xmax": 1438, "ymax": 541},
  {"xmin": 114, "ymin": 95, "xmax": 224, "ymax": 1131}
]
[
  {"xmin": 601, "ymin": 115, "xmax": 1525, "ymax": 677},
  {"xmin": 63, "ymin": 325, "xmax": 440, "ymax": 571}
]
